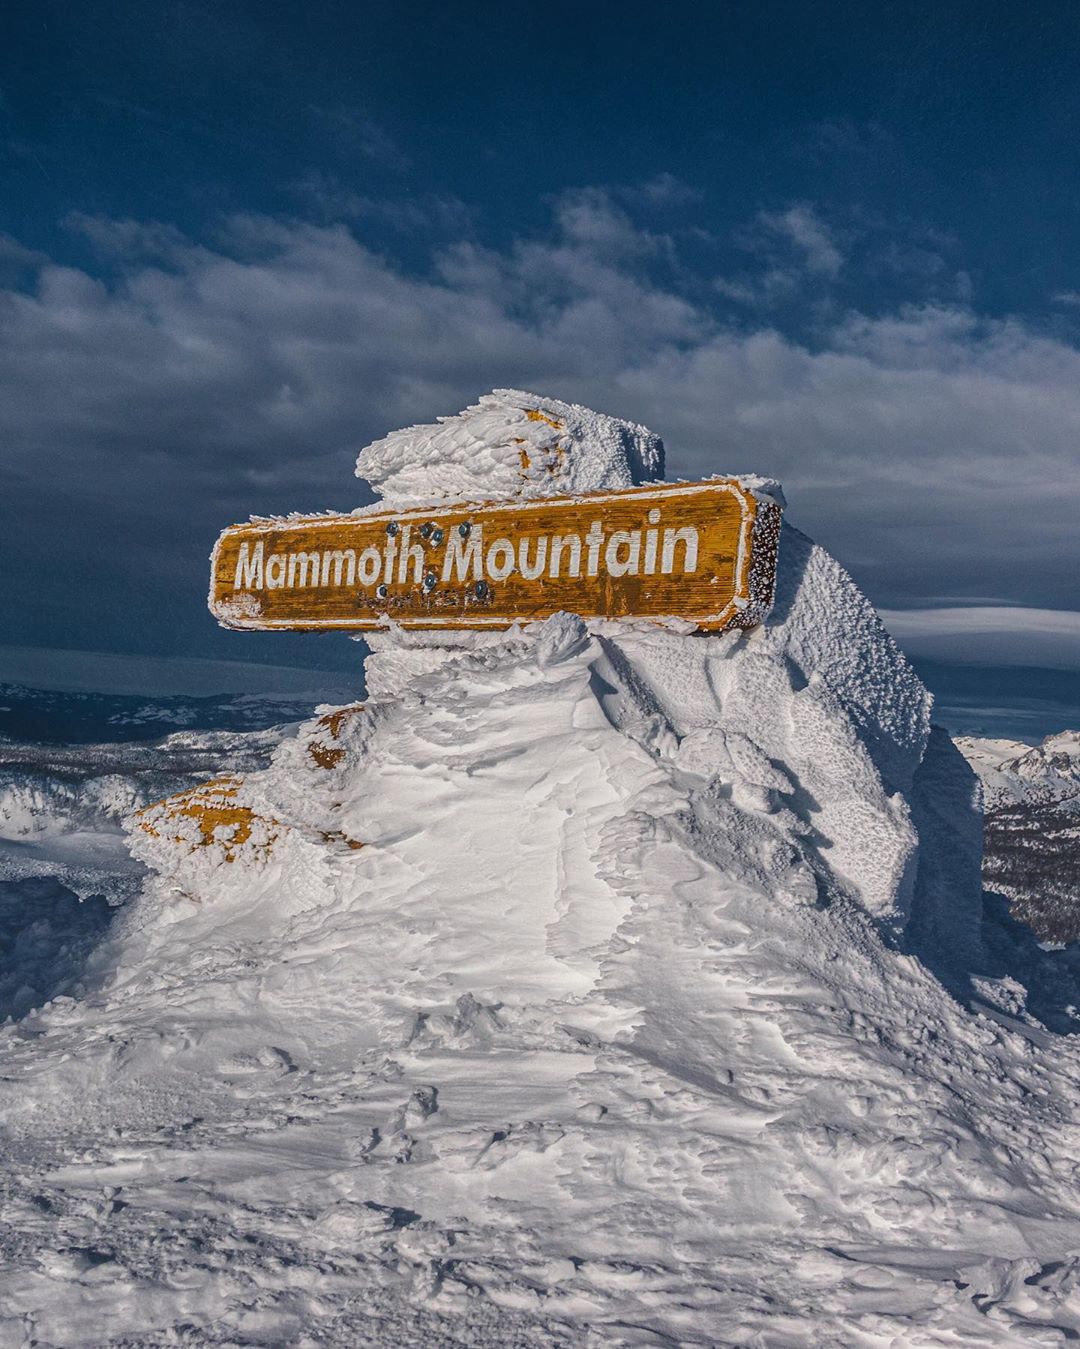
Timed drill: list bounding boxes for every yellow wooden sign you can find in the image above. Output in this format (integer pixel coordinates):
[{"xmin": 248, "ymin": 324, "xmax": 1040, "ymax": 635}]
[{"xmin": 209, "ymin": 478, "xmax": 782, "ymax": 633}]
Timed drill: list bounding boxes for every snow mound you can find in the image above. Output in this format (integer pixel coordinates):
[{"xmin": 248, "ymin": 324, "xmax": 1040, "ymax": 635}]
[
  {"xmin": 0, "ymin": 728, "xmax": 288, "ymax": 1023},
  {"xmin": 5, "ymin": 397, "xmax": 1080, "ymax": 1345},
  {"xmin": 356, "ymin": 388, "xmax": 665, "ymax": 506}
]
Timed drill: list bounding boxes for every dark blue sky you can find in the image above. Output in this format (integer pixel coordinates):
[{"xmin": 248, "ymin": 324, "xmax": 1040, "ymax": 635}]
[
  {"xmin": 2, "ymin": 0, "xmax": 1079, "ymax": 677},
  {"xmin": 9, "ymin": 1, "xmax": 1080, "ymax": 313}
]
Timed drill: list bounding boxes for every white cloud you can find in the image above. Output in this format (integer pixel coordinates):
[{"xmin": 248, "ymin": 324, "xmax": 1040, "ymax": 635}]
[
  {"xmin": 292, "ymin": 173, "xmax": 473, "ymax": 235},
  {"xmin": 634, "ymin": 173, "xmax": 704, "ymax": 208},
  {"xmin": 756, "ymin": 203, "xmax": 843, "ymax": 277},
  {"xmin": 551, "ymin": 186, "xmax": 671, "ymax": 260},
  {"xmin": 303, "ymin": 106, "xmax": 409, "ymax": 170}
]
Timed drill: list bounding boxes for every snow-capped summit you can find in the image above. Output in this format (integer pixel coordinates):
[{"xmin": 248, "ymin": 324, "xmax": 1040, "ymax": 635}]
[
  {"xmin": 957, "ymin": 729, "xmax": 1080, "ymax": 809},
  {"xmin": 355, "ymin": 387, "xmax": 665, "ymax": 507}
]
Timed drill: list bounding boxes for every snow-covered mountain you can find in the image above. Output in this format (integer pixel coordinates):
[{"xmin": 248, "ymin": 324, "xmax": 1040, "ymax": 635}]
[
  {"xmin": 957, "ymin": 730, "xmax": 1080, "ymax": 810},
  {"xmin": 4, "ymin": 392, "xmax": 1080, "ymax": 1346},
  {"xmin": 957, "ymin": 731, "xmax": 1080, "ymax": 943}
]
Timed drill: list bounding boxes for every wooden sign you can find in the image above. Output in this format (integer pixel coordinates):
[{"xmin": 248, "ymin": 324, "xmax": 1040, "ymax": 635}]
[{"xmin": 209, "ymin": 478, "xmax": 782, "ymax": 633}]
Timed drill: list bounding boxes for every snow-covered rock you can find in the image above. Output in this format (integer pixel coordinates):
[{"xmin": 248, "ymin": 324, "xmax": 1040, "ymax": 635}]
[
  {"xmin": 3, "ymin": 396, "xmax": 1080, "ymax": 1346},
  {"xmin": 0, "ymin": 727, "xmax": 288, "ymax": 1023},
  {"xmin": 356, "ymin": 387, "xmax": 665, "ymax": 507},
  {"xmin": 958, "ymin": 730, "xmax": 1080, "ymax": 943}
]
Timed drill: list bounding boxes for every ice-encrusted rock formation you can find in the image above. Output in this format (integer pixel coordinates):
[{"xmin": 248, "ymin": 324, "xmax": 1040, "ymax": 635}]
[
  {"xmin": 3, "ymin": 395, "xmax": 1080, "ymax": 1346},
  {"xmin": 356, "ymin": 388, "xmax": 665, "ymax": 507}
]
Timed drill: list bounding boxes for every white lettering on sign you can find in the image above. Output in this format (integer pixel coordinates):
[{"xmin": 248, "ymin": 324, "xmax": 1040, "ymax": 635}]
[
  {"xmin": 210, "ymin": 478, "xmax": 783, "ymax": 634},
  {"xmin": 230, "ymin": 516, "xmax": 702, "ymax": 595},
  {"xmin": 234, "ymin": 541, "xmax": 265, "ymax": 590},
  {"xmin": 321, "ymin": 549, "xmax": 356, "ymax": 587},
  {"xmin": 444, "ymin": 527, "xmax": 483, "ymax": 582}
]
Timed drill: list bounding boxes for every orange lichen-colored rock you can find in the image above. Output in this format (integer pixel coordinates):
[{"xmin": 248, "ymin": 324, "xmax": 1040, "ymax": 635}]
[
  {"xmin": 320, "ymin": 829, "xmax": 366, "ymax": 851},
  {"xmin": 136, "ymin": 775, "xmax": 280, "ymax": 862},
  {"xmin": 524, "ymin": 408, "xmax": 564, "ymax": 429},
  {"xmin": 306, "ymin": 703, "xmax": 365, "ymax": 770},
  {"xmin": 135, "ymin": 770, "xmax": 366, "ymax": 863}
]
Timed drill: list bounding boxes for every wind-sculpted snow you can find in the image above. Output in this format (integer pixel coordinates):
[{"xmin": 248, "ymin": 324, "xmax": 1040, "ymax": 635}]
[
  {"xmin": 0, "ymin": 727, "xmax": 288, "ymax": 1021},
  {"xmin": 6, "ymin": 520, "xmax": 1080, "ymax": 1344}
]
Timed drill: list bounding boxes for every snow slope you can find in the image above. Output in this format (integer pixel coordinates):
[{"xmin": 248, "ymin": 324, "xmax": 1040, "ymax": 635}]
[{"xmin": 3, "ymin": 395, "xmax": 1080, "ymax": 1346}]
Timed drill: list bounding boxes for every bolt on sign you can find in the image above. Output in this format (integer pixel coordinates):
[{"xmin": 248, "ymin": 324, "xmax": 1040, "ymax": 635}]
[{"xmin": 209, "ymin": 478, "xmax": 782, "ymax": 634}]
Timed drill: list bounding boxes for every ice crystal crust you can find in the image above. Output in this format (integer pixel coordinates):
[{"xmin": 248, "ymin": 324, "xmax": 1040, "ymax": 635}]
[
  {"xmin": 356, "ymin": 387, "xmax": 665, "ymax": 506},
  {"xmin": 4, "ymin": 398, "xmax": 1080, "ymax": 1345}
]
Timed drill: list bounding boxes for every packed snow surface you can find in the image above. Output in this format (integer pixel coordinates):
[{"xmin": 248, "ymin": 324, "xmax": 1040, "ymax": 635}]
[{"xmin": 4, "ymin": 396, "xmax": 1080, "ymax": 1345}]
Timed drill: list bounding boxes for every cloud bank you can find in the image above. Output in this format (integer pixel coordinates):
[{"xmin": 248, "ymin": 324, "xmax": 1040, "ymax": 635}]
[{"xmin": 1, "ymin": 191, "xmax": 1078, "ymax": 663}]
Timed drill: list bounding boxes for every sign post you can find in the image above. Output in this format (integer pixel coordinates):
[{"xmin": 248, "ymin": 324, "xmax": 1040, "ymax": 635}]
[{"xmin": 210, "ymin": 478, "xmax": 782, "ymax": 634}]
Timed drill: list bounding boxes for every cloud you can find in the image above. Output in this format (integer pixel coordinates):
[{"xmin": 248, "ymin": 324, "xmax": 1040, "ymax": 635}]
[
  {"xmin": 0, "ymin": 192, "xmax": 1078, "ymax": 662},
  {"xmin": 292, "ymin": 173, "xmax": 473, "ymax": 236},
  {"xmin": 802, "ymin": 118, "xmax": 896, "ymax": 161},
  {"xmin": 0, "ymin": 232, "xmax": 47, "ymax": 286},
  {"xmin": 303, "ymin": 106, "xmax": 409, "ymax": 170},
  {"xmin": 550, "ymin": 186, "xmax": 672, "ymax": 261},
  {"xmin": 716, "ymin": 202, "xmax": 846, "ymax": 309},
  {"xmin": 756, "ymin": 203, "xmax": 843, "ymax": 277},
  {"xmin": 634, "ymin": 173, "xmax": 704, "ymax": 208},
  {"xmin": 718, "ymin": 205, "xmax": 973, "ymax": 313}
]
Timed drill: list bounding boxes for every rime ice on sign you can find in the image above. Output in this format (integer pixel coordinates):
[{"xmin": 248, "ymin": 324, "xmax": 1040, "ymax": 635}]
[
  {"xmin": 209, "ymin": 390, "xmax": 784, "ymax": 635},
  {"xmin": 105, "ymin": 392, "xmax": 1040, "ymax": 1347}
]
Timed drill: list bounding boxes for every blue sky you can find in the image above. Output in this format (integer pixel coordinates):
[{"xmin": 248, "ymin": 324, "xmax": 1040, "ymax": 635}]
[{"xmin": 2, "ymin": 0, "xmax": 1079, "ymax": 678}]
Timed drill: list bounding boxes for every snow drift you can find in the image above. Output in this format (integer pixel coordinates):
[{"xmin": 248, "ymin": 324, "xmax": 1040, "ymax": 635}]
[{"xmin": 3, "ymin": 393, "xmax": 1080, "ymax": 1347}]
